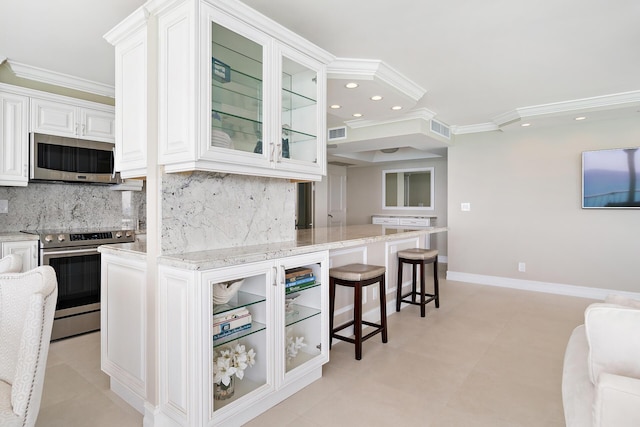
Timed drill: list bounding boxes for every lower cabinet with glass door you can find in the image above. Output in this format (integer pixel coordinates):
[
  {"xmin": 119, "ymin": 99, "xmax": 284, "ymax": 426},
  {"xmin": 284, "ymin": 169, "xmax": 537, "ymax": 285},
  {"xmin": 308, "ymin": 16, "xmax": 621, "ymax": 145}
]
[{"xmin": 157, "ymin": 250, "xmax": 328, "ymax": 427}]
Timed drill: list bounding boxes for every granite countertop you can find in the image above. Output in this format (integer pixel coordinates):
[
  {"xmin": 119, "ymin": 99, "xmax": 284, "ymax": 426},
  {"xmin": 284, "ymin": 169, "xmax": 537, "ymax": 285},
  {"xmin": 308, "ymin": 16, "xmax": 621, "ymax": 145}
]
[
  {"xmin": 0, "ymin": 232, "xmax": 40, "ymax": 243},
  {"xmin": 371, "ymin": 214, "xmax": 437, "ymax": 218},
  {"xmin": 98, "ymin": 233, "xmax": 147, "ymax": 261},
  {"xmin": 156, "ymin": 224, "xmax": 447, "ymax": 271}
]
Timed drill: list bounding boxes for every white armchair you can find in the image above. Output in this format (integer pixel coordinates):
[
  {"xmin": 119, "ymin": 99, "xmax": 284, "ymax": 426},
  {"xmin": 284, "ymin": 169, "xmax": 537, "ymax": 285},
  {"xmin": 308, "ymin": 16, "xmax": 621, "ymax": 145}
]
[
  {"xmin": 0, "ymin": 254, "xmax": 22, "ymax": 274},
  {"xmin": 0, "ymin": 266, "xmax": 58, "ymax": 427},
  {"xmin": 562, "ymin": 295, "xmax": 640, "ymax": 427}
]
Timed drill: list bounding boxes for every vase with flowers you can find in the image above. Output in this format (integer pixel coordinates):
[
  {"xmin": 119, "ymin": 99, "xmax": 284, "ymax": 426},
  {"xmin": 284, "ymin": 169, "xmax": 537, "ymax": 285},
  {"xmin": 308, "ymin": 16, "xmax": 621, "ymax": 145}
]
[{"xmin": 213, "ymin": 343, "xmax": 256, "ymax": 400}]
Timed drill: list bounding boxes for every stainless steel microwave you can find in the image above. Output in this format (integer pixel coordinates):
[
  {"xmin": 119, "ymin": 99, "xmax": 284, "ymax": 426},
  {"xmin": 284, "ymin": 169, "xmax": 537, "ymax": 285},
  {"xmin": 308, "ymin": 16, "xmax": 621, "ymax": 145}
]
[{"xmin": 30, "ymin": 133, "xmax": 121, "ymax": 184}]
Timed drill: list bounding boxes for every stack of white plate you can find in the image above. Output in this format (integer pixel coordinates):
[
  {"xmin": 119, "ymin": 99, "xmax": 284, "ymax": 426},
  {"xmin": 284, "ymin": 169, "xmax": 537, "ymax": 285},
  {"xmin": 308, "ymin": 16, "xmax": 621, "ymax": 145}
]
[{"xmin": 211, "ymin": 130, "xmax": 232, "ymax": 148}]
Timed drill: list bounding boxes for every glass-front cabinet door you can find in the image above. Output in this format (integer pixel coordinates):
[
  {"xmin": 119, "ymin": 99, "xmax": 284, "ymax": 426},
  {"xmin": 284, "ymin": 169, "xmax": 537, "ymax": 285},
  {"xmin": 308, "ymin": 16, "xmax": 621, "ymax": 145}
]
[
  {"xmin": 278, "ymin": 251, "xmax": 329, "ymax": 384},
  {"xmin": 205, "ymin": 15, "xmax": 273, "ymax": 169},
  {"xmin": 206, "ymin": 262, "xmax": 274, "ymax": 423},
  {"xmin": 275, "ymin": 46, "xmax": 326, "ymax": 178}
]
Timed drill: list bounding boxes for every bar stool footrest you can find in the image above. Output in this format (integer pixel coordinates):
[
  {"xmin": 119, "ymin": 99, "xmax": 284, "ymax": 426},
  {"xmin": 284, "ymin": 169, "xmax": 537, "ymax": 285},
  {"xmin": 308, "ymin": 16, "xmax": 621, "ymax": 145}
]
[
  {"xmin": 331, "ymin": 321, "xmax": 385, "ymax": 343},
  {"xmin": 400, "ymin": 292, "xmax": 436, "ymax": 304}
]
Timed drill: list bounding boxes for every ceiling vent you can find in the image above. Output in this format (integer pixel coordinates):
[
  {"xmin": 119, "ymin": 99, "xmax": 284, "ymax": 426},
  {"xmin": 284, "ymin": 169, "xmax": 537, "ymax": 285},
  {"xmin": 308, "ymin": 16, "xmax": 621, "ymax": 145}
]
[
  {"xmin": 328, "ymin": 161, "xmax": 354, "ymax": 167},
  {"xmin": 430, "ymin": 119, "xmax": 451, "ymax": 140},
  {"xmin": 328, "ymin": 126, "xmax": 347, "ymax": 141}
]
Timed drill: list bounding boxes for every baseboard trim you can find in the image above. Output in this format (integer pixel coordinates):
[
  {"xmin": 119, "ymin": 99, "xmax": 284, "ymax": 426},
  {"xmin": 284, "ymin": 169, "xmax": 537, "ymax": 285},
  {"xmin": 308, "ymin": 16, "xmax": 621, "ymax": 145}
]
[{"xmin": 446, "ymin": 271, "xmax": 640, "ymax": 300}]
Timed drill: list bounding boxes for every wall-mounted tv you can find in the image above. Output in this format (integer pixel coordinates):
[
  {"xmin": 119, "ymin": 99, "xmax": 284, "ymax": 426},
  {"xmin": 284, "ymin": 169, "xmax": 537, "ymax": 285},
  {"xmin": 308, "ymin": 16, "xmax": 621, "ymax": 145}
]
[{"xmin": 582, "ymin": 147, "xmax": 640, "ymax": 209}]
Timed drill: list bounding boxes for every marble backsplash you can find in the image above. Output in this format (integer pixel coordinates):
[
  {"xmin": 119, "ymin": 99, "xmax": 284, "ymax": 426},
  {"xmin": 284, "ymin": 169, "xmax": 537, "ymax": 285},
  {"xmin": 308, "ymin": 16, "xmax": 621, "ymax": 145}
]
[
  {"xmin": 0, "ymin": 182, "xmax": 146, "ymax": 232},
  {"xmin": 162, "ymin": 171, "xmax": 295, "ymax": 254}
]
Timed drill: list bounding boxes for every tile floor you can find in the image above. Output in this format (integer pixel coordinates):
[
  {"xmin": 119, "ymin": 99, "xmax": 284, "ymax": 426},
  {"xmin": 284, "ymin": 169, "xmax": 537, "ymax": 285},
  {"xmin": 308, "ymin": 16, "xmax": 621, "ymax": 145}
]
[{"xmin": 36, "ymin": 272, "xmax": 596, "ymax": 426}]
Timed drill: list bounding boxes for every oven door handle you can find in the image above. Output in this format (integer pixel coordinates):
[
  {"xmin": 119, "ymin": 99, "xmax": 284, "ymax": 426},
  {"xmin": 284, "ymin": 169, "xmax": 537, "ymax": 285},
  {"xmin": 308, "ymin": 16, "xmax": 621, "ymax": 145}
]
[{"xmin": 42, "ymin": 247, "xmax": 100, "ymax": 257}]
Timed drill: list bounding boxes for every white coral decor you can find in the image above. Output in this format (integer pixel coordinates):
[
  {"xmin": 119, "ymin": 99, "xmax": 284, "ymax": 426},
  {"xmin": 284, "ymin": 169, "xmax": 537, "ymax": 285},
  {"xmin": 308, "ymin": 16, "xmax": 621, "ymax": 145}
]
[
  {"xmin": 213, "ymin": 343, "xmax": 256, "ymax": 386},
  {"xmin": 286, "ymin": 336, "xmax": 306, "ymax": 364}
]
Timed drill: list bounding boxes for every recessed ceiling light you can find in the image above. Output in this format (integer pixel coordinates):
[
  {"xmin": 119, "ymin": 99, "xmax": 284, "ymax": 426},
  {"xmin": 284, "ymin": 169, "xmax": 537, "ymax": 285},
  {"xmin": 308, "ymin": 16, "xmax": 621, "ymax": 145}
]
[
  {"xmin": 521, "ymin": 123, "xmax": 531, "ymax": 127},
  {"xmin": 345, "ymin": 82, "xmax": 358, "ymax": 89},
  {"xmin": 330, "ymin": 104, "xmax": 341, "ymax": 109},
  {"xmin": 352, "ymin": 113, "xmax": 363, "ymax": 118},
  {"xmin": 575, "ymin": 116, "xmax": 587, "ymax": 121},
  {"xmin": 391, "ymin": 106, "xmax": 403, "ymax": 110},
  {"xmin": 370, "ymin": 95, "xmax": 383, "ymax": 101}
]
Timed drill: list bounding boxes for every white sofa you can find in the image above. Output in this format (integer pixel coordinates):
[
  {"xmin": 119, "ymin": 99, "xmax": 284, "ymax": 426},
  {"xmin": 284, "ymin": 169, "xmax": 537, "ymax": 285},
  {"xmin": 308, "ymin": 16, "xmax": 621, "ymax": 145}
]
[{"xmin": 562, "ymin": 295, "xmax": 640, "ymax": 427}]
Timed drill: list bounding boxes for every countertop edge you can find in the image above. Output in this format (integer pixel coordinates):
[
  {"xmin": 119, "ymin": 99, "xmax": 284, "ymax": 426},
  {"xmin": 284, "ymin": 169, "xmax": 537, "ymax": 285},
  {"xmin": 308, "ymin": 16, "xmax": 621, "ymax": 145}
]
[
  {"xmin": 159, "ymin": 226, "xmax": 447, "ymax": 271},
  {"xmin": 0, "ymin": 233, "xmax": 40, "ymax": 243},
  {"xmin": 94, "ymin": 225, "xmax": 447, "ymax": 271}
]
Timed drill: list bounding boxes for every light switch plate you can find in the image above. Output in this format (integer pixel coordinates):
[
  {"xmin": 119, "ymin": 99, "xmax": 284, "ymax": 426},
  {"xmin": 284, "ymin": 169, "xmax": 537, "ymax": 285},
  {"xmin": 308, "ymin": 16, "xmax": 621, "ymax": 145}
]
[
  {"xmin": 461, "ymin": 202, "xmax": 471, "ymax": 211},
  {"xmin": 0, "ymin": 200, "xmax": 8, "ymax": 214}
]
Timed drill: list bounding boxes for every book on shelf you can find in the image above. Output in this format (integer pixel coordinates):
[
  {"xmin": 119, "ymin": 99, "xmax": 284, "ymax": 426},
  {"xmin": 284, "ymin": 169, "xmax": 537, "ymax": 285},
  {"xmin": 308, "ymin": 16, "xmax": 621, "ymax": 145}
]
[
  {"xmin": 213, "ymin": 306, "xmax": 248, "ymax": 322},
  {"xmin": 285, "ymin": 272, "xmax": 314, "ymax": 284},
  {"xmin": 285, "ymin": 267, "xmax": 313, "ymax": 280},
  {"xmin": 213, "ymin": 307, "xmax": 251, "ymax": 336},
  {"xmin": 285, "ymin": 275, "xmax": 315, "ymax": 288},
  {"xmin": 213, "ymin": 323, "xmax": 251, "ymax": 341},
  {"xmin": 285, "ymin": 280, "xmax": 317, "ymax": 294}
]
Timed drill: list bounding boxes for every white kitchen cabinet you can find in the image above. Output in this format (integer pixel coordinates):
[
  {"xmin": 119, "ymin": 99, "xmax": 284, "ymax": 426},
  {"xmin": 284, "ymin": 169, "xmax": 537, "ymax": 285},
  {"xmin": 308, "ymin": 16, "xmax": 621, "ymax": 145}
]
[
  {"xmin": 1, "ymin": 240, "xmax": 38, "ymax": 272},
  {"xmin": 372, "ymin": 216, "xmax": 400, "ymax": 225},
  {"xmin": 106, "ymin": 13, "xmax": 148, "ymax": 179},
  {"xmin": 30, "ymin": 97, "xmax": 115, "ymax": 143},
  {"xmin": 100, "ymin": 252, "xmax": 147, "ymax": 412},
  {"xmin": 399, "ymin": 217, "xmax": 431, "ymax": 227},
  {"xmin": 157, "ymin": 250, "xmax": 328, "ymax": 426},
  {"xmin": 372, "ymin": 215, "xmax": 432, "ymax": 227},
  {"xmin": 106, "ymin": 0, "xmax": 330, "ymax": 181},
  {"xmin": 0, "ymin": 89, "xmax": 29, "ymax": 186}
]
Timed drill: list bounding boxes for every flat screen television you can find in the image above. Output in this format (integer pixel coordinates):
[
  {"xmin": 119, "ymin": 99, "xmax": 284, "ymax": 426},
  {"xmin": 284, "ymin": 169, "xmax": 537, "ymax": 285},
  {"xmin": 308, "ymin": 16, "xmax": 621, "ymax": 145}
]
[{"xmin": 582, "ymin": 147, "xmax": 640, "ymax": 208}]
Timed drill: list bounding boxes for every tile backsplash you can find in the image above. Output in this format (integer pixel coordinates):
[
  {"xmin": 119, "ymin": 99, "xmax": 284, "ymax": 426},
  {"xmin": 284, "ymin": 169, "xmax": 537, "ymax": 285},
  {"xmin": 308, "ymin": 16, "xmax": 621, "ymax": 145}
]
[{"xmin": 0, "ymin": 182, "xmax": 146, "ymax": 232}]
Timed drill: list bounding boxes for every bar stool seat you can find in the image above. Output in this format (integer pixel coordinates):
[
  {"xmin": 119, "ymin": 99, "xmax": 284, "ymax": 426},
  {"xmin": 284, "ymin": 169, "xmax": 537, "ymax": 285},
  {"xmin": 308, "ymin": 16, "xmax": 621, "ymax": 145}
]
[
  {"xmin": 329, "ymin": 263, "xmax": 388, "ymax": 360},
  {"xmin": 396, "ymin": 248, "xmax": 439, "ymax": 317}
]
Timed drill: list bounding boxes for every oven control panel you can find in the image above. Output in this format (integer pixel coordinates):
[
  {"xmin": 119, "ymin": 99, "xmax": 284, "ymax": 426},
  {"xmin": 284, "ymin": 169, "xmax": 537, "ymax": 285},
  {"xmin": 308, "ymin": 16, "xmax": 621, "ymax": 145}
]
[
  {"xmin": 39, "ymin": 229, "xmax": 135, "ymax": 249},
  {"xmin": 70, "ymin": 232, "xmax": 114, "ymax": 241}
]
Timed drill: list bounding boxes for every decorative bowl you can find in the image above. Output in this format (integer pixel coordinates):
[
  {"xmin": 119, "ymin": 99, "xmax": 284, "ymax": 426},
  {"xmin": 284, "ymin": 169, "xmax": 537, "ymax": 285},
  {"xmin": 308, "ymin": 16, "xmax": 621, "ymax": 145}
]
[{"xmin": 213, "ymin": 279, "xmax": 244, "ymax": 305}]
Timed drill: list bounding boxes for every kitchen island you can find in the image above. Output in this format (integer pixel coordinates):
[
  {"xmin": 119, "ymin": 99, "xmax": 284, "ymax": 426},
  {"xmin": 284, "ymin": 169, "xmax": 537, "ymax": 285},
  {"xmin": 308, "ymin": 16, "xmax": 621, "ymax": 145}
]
[
  {"xmin": 99, "ymin": 224, "xmax": 446, "ymax": 267},
  {"xmin": 99, "ymin": 224, "xmax": 447, "ymax": 426}
]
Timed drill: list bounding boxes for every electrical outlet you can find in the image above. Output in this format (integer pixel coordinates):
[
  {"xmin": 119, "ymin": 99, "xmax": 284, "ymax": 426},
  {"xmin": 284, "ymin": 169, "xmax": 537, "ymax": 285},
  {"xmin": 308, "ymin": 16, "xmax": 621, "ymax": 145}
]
[
  {"xmin": 518, "ymin": 262, "xmax": 526, "ymax": 272},
  {"xmin": 461, "ymin": 202, "xmax": 471, "ymax": 211},
  {"xmin": 0, "ymin": 200, "xmax": 8, "ymax": 214}
]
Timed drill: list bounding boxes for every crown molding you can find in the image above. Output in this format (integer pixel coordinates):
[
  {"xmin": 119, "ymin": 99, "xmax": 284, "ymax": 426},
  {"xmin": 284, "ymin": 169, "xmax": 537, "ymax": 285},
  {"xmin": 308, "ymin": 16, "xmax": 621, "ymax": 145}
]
[
  {"xmin": 8, "ymin": 61, "xmax": 115, "ymax": 98},
  {"xmin": 345, "ymin": 107, "xmax": 435, "ymax": 129},
  {"xmin": 453, "ymin": 90, "xmax": 640, "ymax": 135},
  {"xmin": 328, "ymin": 58, "xmax": 426, "ymax": 102},
  {"xmin": 103, "ymin": 5, "xmax": 149, "ymax": 45},
  {"xmin": 515, "ymin": 90, "xmax": 640, "ymax": 118},
  {"xmin": 451, "ymin": 122, "xmax": 500, "ymax": 135},
  {"xmin": 490, "ymin": 90, "xmax": 640, "ymax": 129}
]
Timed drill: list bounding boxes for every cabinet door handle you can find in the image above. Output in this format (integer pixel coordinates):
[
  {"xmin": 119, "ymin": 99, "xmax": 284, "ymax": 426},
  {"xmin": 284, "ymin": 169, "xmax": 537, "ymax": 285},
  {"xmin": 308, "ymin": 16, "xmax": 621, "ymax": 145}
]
[
  {"xmin": 276, "ymin": 142, "xmax": 282, "ymax": 163},
  {"xmin": 269, "ymin": 142, "xmax": 276, "ymax": 163},
  {"xmin": 272, "ymin": 266, "xmax": 278, "ymax": 286}
]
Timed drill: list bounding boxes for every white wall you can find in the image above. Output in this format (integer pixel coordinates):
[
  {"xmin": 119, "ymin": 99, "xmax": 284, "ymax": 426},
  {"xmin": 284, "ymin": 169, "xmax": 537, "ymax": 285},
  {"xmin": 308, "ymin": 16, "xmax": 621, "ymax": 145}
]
[
  {"xmin": 447, "ymin": 115, "xmax": 640, "ymax": 293},
  {"xmin": 345, "ymin": 157, "xmax": 448, "ymax": 257}
]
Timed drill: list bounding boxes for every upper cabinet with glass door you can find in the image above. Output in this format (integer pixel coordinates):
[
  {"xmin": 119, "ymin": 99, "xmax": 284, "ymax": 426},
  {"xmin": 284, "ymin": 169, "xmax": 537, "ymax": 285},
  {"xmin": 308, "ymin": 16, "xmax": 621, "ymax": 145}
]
[{"xmin": 154, "ymin": 0, "xmax": 331, "ymax": 181}]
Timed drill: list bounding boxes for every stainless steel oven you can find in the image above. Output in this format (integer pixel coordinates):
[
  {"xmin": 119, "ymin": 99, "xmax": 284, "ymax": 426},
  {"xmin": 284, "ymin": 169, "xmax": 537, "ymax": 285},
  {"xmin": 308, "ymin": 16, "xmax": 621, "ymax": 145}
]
[{"xmin": 22, "ymin": 229, "xmax": 135, "ymax": 340}]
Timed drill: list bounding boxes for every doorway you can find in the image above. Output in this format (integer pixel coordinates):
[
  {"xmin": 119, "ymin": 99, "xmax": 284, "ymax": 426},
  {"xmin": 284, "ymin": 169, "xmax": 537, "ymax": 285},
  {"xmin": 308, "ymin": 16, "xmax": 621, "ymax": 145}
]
[{"xmin": 296, "ymin": 182, "xmax": 314, "ymax": 229}]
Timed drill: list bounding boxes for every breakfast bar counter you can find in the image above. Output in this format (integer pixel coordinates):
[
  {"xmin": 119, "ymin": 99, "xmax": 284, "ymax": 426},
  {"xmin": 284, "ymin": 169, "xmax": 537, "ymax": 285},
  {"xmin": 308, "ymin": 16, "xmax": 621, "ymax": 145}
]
[{"xmin": 153, "ymin": 224, "xmax": 447, "ymax": 270}]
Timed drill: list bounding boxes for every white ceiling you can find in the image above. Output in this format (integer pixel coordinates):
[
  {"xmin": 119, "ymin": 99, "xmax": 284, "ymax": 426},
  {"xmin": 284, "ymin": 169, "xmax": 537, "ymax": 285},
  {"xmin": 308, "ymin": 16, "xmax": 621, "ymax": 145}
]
[{"xmin": 2, "ymin": 0, "xmax": 639, "ymax": 163}]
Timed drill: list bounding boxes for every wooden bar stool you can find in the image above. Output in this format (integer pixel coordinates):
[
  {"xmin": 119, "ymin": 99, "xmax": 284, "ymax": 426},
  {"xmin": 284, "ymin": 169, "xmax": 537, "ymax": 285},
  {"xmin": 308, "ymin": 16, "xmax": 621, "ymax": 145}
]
[
  {"xmin": 329, "ymin": 263, "xmax": 388, "ymax": 360},
  {"xmin": 396, "ymin": 248, "xmax": 439, "ymax": 317}
]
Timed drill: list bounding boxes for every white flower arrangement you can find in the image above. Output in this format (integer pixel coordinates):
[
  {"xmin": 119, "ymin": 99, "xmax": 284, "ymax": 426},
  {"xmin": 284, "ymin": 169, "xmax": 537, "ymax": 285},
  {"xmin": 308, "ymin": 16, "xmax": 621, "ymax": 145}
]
[
  {"xmin": 213, "ymin": 343, "xmax": 256, "ymax": 386},
  {"xmin": 286, "ymin": 336, "xmax": 306, "ymax": 364}
]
